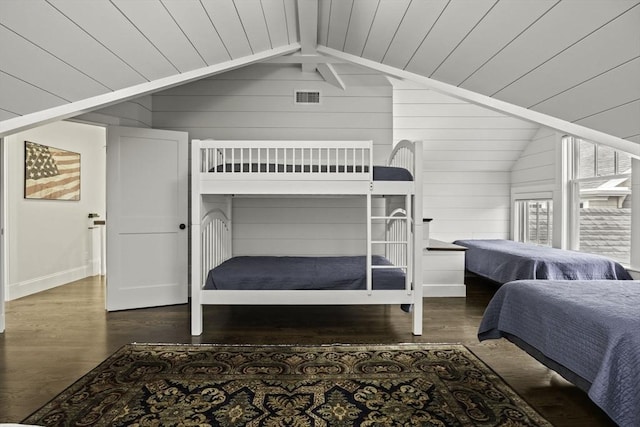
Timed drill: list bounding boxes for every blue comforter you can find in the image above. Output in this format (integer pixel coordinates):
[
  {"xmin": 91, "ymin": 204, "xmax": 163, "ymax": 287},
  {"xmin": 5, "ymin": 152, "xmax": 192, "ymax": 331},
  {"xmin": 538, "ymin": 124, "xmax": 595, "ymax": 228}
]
[
  {"xmin": 453, "ymin": 239, "xmax": 632, "ymax": 283},
  {"xmin": 478, "ymin": 279, "xmax": 640, "ymax": 427},
  {"xmin": 205, "ymin": 255, "xmax": 406, "ymax": 291}
]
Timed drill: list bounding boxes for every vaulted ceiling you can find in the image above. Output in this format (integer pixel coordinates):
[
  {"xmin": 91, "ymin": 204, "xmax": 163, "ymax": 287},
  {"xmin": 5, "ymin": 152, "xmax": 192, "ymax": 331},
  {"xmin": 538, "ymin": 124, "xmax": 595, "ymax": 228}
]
[{"xmin": 1, "ymin": 0, "xmax": 638, "ymax": 153}]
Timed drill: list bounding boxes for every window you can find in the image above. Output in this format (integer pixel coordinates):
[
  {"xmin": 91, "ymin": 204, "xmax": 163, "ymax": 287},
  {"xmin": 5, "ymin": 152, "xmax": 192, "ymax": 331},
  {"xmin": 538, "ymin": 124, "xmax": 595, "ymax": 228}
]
[
  {"xmin": 572, "ymin": 138, "xmax": 632, "ymax": 264},
  {"xmin": 514, "ymin": 199, "xmax": 553, "ymax": 246}
]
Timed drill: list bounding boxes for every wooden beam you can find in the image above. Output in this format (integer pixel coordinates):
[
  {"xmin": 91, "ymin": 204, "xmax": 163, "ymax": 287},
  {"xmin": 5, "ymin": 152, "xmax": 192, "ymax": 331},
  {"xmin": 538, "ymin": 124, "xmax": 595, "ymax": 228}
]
[
  {"xmin": 297, "ymin": 0, "xmax": 318, "ymax": 73},
  {"xmin": 317, "ymin": 46, "xmax": 640, "ymax": 157},
  {"xmin": 265, "ymin": 54, "xmax": 344, "ymax": 64},
  {"xmin": 317, "ymin": 63, "xmax": 345, "ymax": 90},
  {"xmin": 0, "ymin": 44, "xmax": 301, "ymax": 138}
]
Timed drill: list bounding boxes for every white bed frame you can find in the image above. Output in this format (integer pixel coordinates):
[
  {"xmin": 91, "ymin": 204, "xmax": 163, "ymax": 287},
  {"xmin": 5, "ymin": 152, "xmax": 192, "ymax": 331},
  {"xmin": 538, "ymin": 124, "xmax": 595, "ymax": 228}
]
[{"xmin": 191, "ymin": 139, "xmax": 423, "ymax": 335}]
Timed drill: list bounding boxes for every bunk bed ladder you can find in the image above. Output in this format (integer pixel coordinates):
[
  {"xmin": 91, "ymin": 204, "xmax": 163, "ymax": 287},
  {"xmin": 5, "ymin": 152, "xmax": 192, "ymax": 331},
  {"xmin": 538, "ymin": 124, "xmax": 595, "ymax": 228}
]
[{"xmin": 368, "ymin": 194, "xmax": 412, "ymax": 296}]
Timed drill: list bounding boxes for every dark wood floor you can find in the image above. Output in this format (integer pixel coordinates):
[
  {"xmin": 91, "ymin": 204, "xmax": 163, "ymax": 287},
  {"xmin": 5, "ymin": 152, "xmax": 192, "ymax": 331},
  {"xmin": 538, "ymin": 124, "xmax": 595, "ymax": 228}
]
[{"xmin": 0, "ymin": 275, "xmax": 616, "ymax": 425}]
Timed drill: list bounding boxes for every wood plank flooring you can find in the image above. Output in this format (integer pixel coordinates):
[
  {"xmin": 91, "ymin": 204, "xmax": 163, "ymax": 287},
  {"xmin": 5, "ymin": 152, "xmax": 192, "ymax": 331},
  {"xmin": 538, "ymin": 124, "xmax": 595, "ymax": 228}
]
[{"xmin": 0, "ymin": 275, "xmax": 616, "ymax": 425}]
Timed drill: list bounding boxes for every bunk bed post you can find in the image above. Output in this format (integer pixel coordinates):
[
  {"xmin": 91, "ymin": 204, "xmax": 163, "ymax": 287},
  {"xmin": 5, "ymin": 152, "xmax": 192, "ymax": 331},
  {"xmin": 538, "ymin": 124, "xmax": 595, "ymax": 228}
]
[
  {"xmin": 412, "ymin": 140, "xmax": 424, "ymax": 336},
  {"xmin": 191, "ymin": 139, "xmax": 203, "ymax": 336},
  {"xmin": 366, "ymin": 192, "xmax": 372, "ymax": 294}
]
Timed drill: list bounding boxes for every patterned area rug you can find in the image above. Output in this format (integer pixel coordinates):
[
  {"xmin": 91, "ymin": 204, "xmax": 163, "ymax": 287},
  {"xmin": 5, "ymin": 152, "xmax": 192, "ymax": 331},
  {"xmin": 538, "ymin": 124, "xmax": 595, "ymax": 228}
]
[{"xmin": 24, "ymin": 343, "xmax": 552, "ymax": 426}]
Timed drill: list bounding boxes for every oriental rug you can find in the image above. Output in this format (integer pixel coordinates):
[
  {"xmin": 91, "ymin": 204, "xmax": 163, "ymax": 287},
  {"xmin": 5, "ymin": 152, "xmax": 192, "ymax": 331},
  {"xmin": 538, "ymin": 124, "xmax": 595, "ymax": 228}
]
[{"xmin": 23, "ymin": 343, "xmax": 552, "ymax": 426}]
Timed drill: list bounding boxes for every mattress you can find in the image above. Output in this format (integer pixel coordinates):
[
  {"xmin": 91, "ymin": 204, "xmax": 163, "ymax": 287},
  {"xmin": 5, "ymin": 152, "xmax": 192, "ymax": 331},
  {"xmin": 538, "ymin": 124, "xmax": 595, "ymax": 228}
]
[
  {"xmin": 213, "ymin": 164, "xmax": 413, "ymax": 181},
  {"xmin": 478, "ymin": 279, "xmax": 640, "ymax": 427},
  {"xmin": 452, "ymin": 239, "xmax": 632, "ymax": 283},
  {"xmin": 204, "ymin": 255, "xmax": 406, "ymax": 291}
]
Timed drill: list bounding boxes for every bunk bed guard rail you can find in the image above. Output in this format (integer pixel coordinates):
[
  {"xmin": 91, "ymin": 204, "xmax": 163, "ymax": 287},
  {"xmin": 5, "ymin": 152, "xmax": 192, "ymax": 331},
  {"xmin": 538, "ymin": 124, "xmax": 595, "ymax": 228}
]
[{"xmin": 198, "ymin": 140, "xmax": 373, "ymax": 180}]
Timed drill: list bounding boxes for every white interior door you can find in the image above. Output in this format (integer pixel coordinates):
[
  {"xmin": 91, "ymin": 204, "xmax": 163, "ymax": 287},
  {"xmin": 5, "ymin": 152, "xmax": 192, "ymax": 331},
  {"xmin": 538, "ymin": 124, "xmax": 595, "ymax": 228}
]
[{"xmin": 106, "ymin": 126, "xmax": 188, "ymax": 311}]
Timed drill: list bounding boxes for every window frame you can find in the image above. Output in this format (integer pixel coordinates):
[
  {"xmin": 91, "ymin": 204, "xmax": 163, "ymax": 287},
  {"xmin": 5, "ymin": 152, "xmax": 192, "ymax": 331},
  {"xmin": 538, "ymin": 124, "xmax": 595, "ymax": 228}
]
[{"xmin": 568, "ymin": 136, "xmax": 633, "ymax": 265}]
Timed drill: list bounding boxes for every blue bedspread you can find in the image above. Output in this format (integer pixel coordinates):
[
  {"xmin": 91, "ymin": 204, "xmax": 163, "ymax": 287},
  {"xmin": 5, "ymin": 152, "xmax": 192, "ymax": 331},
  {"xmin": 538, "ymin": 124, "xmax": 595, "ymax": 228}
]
[
  {"xmin": 478, "ymin": 279, "xmax": 640, "ymax": 427},
  {"xmin": 213, "ymin": 164, "xmax": 413, "ymax": 181},
  {"xmin": 453, "ymin": 239, "xmax": 632, "ymax": 283},
  {"xmin": 205, "ymin": 255, "xmax": 406, "ymax": 291}
]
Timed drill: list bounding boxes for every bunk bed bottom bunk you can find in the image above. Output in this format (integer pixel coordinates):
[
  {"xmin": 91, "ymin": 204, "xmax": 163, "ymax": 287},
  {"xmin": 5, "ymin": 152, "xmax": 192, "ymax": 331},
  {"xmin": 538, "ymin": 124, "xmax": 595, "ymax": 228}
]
[
  {"xmin": 478, "ymin": 279, "xmax": 640, "ymax": 427},
  {"xmin": 453, "ymin": 239, "xmax": 632, "ymax": 283},
  {"xmin": 205, "ymin": 255, "xmax": 405, "ymax": 291}
]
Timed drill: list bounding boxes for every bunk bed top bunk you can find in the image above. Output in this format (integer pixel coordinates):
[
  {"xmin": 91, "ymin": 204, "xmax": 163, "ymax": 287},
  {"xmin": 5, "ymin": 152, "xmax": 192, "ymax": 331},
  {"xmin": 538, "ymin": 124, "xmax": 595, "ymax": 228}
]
[
  {"xmin": 191, "ymin": 139, "xmax": 417, "ymax": 195},
  {"xmin": 190, "ymin": 139, "xmax": 424, "ymax": 337}
]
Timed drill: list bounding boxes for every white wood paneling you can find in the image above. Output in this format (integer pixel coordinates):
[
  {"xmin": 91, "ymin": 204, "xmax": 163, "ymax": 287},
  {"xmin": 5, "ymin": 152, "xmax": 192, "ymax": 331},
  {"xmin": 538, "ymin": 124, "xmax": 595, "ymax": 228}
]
[
  {"xmin": 234, "ymin": 0, "xmax": 273, "ymax": 52},
  {"xmin": 326, "ymin": 0, "xmax": 353, "ymax": 51},
  {"xmin": 155, "ymin": 63, "xmax": 393, "ymax": 256},
  {"xmin": 497, "ymin": 5, "xmax": 640, "ymax": 109},
  {"xmin": 74, "ymin": 96, "xmax": 153, "ymax": 129},
  {"xmin": 201, "ymin": 0, "xmax": 252, "ymax": 58},
  {"xmin": 577, "ymin": 100, "xmax": 640, "ymax": 144},
  {"xmin": 0, "ymin": 73, "xmax": 66, "ymax": 115},
  {"xmin": 2, "ymin": 0, "xmax": 639, "ymax": 158},
  {"xmin": 153, "ymin": 94, "xmax": 391, "ymax": 113},
  {"xmin": 393, "ymin": 80, "xmax": 537, "ymax": 242},
  {"xmin": 379, "ymin": 0, "xmax": 448, "ymax": 69},
  {"xmin": 361, "ymin": 0, "xmax": 411, "ymax": 62},
  {"xmin": 0, "ymin": 26, "xmax": 108, "ymax": 101},
  {"xmin": 1, "ymin": 0, "xmax": 144, "ymax": 90},
  {"xmin": 511, "ymin": 127, "xmax": 558, "ymax": 188},
  {"xmin": 431, "ymin": 0, "xmax": 558, "ymax": 86},
  {"xmin": 261, "ymin": 0, "xmax": 291, "ymax": 47},
  {"xmin": 110, "ymin": 0, "xmax": 208, "ymax": 72},
  {"xmin": 532, "ymin": 58, "xmax": 640, "ymax": 124},
  {"xmin": 48, "ymin": 0, "xmax": 178, "ymax": 80},
  {"xmin": 283, "ymin": 0, "xmax": 298, "ymax": 43},
  {"xmin": 404, "ymin": 0, "xmax": 497, "ymax": 77},
  {"xmin": 342, "ymin": 0, "xmax": 378, "ymax": 56},
  {"xmin": 154, "ymin": 111, "xmax": 390, "ymax": 129},
  {"xmin": 461, "ymin": 1, "xmax": 638, "ymax": 96},
  {"xmin": 160, "ymin": 0, "xmax": 232, "ymax": 65}
]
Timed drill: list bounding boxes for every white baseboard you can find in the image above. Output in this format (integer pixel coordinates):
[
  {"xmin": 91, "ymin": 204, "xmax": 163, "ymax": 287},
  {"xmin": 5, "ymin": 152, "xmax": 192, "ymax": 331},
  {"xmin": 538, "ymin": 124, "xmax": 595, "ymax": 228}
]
[
  {"xmin": 423, "ymin": 283, "xmax": 466, "ymax": 297},
  {"xmin": 7, "ymin": 266, "xmax": 91, "ymax": 301}
]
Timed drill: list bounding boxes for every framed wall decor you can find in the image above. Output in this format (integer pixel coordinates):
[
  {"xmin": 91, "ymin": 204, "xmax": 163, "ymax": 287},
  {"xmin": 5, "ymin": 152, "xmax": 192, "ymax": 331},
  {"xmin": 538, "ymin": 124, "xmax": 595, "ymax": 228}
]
[{"xmin": 24, "ymin": 141, "xmax": 81, "ymax": 200}]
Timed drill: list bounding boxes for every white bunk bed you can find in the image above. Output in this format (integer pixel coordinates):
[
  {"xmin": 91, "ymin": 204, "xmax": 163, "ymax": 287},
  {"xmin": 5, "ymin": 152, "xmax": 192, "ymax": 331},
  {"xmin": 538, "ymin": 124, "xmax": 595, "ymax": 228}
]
[{"xmin": 191, "ymin": 139, "xmax": 423, "ymax": 336}]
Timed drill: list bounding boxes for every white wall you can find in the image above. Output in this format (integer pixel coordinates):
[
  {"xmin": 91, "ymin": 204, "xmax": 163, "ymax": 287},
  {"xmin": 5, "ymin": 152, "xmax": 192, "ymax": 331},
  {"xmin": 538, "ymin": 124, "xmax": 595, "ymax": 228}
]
[
  {"xmin": 392, "ymin": 79, "xmax": 539, "ymax": 242},
  {"xmin": 153, "ymin": 63, "xmax": 393, "ymax": 256},
  {"xmin": 5, "ymin": 121, "xmax": 106, "ymax": 300},
  {"xmin": 73, "ymin": 96, "xmax": 152, "ymax": 129},
  {"xmin": 511, "ymin": 127, "xmax": 559, "ymax": 189}
]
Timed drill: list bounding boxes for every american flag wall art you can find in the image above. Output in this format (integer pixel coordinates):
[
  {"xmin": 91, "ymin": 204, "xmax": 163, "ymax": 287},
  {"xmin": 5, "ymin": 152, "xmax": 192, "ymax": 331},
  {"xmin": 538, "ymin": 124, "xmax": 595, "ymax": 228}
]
[{"xmin": 24, "ymin": 141, "xmax": 81, "ymax": 200}]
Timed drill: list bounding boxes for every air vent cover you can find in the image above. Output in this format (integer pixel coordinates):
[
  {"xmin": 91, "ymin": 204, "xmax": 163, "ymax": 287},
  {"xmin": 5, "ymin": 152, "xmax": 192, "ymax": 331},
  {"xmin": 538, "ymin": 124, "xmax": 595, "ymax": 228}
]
[{"xmin": 295, "ymin": 90, "xmax": 320, "ymax": 104}]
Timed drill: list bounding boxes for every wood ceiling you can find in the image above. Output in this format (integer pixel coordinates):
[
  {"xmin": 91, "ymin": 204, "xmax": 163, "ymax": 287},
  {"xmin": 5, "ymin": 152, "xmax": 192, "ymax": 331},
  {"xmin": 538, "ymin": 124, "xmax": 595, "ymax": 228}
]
[{"xmin": 0, "ymin": 0, "xmax": 638, "ymax": 150}]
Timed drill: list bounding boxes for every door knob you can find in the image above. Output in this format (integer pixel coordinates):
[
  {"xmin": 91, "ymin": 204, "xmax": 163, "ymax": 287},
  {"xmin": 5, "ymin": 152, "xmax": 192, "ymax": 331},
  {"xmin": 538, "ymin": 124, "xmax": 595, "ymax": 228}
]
[{"xmin": 179, "ymin": 224, "xmax": 186, "ymax": 230}]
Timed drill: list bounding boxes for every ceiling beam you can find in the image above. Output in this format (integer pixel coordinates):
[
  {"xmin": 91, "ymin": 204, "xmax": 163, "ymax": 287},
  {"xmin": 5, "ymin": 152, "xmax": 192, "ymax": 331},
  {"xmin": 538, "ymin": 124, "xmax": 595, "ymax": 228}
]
[
  {"xmin": 318, "ymin": 46, "xmax": 639, "ymax": 156},
  {"xmin": 265, "ymin": 54, "xmax": 344, "ymax": 64},
  {"xmin": 297, "ymin": 0, "xmax": 318, "ymax": 73},
  {"xmin": 0, "ymin": 44, "xmax": 301, "ymax": 138},
  {"xmin": 317, "ymin": 63, "xmax": 345, "ymax": 90}
]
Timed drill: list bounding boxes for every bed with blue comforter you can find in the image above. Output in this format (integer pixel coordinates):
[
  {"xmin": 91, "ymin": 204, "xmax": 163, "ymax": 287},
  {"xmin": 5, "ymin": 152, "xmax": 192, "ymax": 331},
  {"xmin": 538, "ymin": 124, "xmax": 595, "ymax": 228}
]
[
  {"xmin": 205, "ymin": 255, "xmax": 406, "ymax": 291},
  {"xmin": 452, "ymin": 239, "xmax": 632, "ymax": 283},
  {"xmin": 478, "ymin": 279, "xmax": 640, "ymax": 427}
]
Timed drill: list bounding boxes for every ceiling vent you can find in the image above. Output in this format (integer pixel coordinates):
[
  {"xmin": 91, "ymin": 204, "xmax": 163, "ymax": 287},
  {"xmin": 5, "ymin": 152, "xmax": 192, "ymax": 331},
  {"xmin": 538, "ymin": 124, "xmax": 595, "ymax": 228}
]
[{"xmin": 294, "ymin": 90, "xmax": 321, "ymax": 105}]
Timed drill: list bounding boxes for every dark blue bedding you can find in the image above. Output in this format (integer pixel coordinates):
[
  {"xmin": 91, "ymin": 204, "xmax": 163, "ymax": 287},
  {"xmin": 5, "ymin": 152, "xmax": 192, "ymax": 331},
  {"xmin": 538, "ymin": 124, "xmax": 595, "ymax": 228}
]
[
  {"xmin": 212, "ymin": 164, "xmax": 413, "ymax": 181},
  {"xmin": 205, "ymin": 255, "xmax": 406, "ymax": 291},
  {"xmin": 452, "ymin": 239, "xmax": 632, "ymax": 283},
  {"xmin": 478, "ymin": 279, "xmax": 640, "ymax": 427}
]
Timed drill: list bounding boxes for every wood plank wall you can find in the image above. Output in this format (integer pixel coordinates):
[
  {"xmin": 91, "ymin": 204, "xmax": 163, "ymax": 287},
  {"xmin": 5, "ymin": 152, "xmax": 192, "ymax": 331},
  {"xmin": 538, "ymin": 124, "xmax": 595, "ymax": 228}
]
[
  {"xmin": 511, "ymin": 127, "xmax": 559, "ymax": 189},
  {"xmin": 74, "ymin": 96, "xmax": 152, "ymax": 128},
  {"xmin": 392, "ymin": 78, "xmax": 540, "ymax": 242},
  {"xmin": 152, "ymin": 63, "xmax": 392, "ymax": 256}
]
